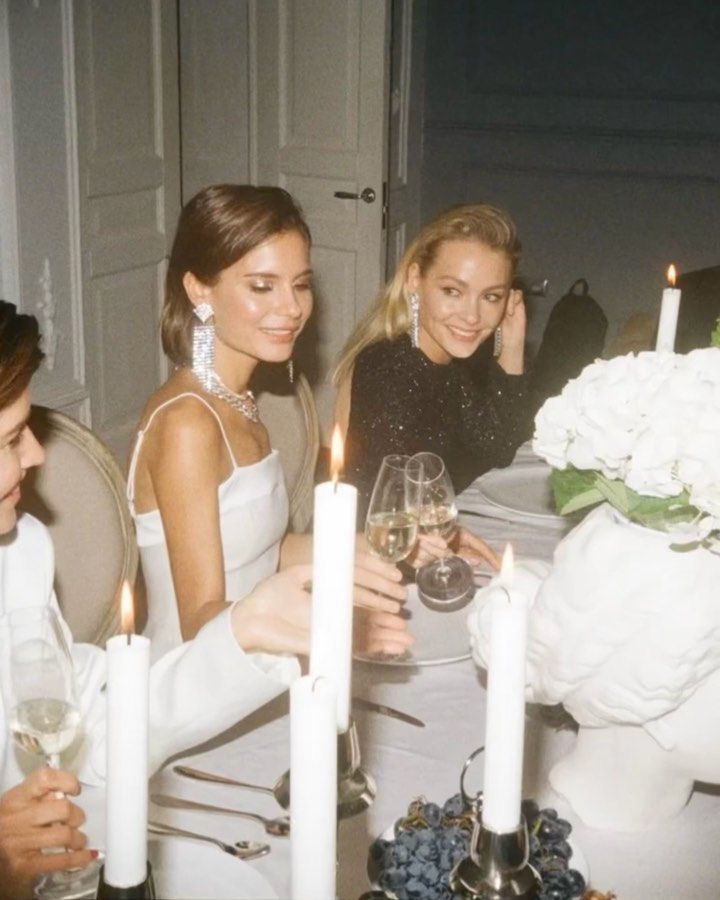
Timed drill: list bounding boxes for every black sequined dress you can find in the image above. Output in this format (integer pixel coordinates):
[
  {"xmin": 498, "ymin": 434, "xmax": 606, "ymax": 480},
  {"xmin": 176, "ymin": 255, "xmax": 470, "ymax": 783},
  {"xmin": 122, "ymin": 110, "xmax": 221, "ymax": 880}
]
[{"xmin": 345, "ymin": 335, "xmax": 532, "ymax": 521}]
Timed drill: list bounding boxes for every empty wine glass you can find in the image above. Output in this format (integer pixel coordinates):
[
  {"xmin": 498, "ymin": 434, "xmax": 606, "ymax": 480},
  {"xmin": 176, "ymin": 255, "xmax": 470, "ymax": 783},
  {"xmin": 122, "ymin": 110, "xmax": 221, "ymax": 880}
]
[
  {"xmin": 405, "ymin": 452, "xmax": 475, "ymax": 610},
  {"xmin": 4, "ymin": 606, "xmax": 101, "ymax": 899},
  {"xmin": 365, "ymin": 454, "xmax": 418, "ymax": 564}
]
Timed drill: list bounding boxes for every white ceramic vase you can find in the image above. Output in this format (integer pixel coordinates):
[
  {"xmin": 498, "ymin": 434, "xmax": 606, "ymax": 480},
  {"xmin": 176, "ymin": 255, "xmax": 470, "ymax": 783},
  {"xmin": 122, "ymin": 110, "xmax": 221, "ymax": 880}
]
[{"xmin": 523, "ymin": 502, "xmax": 720, "ymax": 831}]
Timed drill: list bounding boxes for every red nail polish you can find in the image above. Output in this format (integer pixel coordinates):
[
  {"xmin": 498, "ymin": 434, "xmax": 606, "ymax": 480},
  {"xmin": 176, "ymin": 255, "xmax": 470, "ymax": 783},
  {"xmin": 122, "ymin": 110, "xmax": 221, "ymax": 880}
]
[{"xmin": 90, "ymin": 849, "xmax": 100, "ymax": 859}]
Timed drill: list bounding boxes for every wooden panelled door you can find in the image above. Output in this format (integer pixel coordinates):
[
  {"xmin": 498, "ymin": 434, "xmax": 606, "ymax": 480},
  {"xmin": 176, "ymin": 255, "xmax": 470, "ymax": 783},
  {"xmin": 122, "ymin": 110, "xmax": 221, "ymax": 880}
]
[
  {"xmin": 73, "ymin": 0, "xmax": 181, "ymax": 460},
  {"xmin": 252, "ymin": 0, "xmax": 390, "ymax": 438}
]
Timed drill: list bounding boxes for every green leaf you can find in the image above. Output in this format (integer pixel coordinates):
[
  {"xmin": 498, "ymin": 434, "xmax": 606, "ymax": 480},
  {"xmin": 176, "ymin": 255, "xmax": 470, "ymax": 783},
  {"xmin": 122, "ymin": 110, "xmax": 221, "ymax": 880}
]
[
  {"xmin": 711, "ymin": 317, "xmax": 720, "ymax": 348},
  {"xmin": 560, "ymin": 487, "xmax": 605, "ymax": 515},
  {"xmin": 551, "ymin": 468, "xmax": 603, "ymax": 515},
  {"xmin": 596, "ymin": 475, "xmax": 633, "ymax": 515}
]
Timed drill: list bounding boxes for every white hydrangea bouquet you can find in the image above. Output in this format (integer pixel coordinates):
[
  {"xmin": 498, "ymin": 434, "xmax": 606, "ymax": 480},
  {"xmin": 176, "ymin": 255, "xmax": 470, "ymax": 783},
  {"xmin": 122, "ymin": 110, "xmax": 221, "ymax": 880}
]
[{"xmin": 532, "ymin": 348, "xmax": 720, "ymax": 546}]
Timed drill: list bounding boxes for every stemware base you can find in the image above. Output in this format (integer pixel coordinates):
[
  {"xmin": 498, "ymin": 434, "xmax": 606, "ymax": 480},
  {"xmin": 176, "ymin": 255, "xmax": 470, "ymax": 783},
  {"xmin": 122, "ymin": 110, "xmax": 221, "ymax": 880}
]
[
  {"xmin": 275, "ymin": 719, "xmax": 376, "ymax": 819},
  {"xmin": 33, "ymin": 857, "xmax": 105, "ymax": 900},
  {"xmin": 417, "ymin": 556, "xmax": 475, "ymax": 612}
]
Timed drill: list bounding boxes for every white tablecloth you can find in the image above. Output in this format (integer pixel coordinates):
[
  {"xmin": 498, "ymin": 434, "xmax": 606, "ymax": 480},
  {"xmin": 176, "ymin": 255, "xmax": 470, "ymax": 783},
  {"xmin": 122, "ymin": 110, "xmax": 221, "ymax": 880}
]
[{"xmin": 83, "ymin": 450, "xmax": 720, "ymax": 899}]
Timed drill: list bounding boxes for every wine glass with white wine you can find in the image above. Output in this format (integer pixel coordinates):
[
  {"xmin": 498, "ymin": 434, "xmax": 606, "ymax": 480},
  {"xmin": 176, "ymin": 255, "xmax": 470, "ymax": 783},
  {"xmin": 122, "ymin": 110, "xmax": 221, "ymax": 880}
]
[
  {"xmin": 5, "ymin": 606, "xmax": 101, "ymax": 899},
  {"xmin": 365, "ymin": 455, "xmax": 418, "ymax": 564},
  {"xmin": 405, "ymin": 452, "xmax": 475, "ymax": 610}
]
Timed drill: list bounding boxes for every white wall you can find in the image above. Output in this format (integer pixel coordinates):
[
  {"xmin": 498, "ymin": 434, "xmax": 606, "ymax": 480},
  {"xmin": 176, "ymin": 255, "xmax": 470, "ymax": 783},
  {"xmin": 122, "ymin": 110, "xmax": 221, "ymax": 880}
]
[{"xmin": 420, "ymin": 1, "xmax": 720, "ymax": 353}]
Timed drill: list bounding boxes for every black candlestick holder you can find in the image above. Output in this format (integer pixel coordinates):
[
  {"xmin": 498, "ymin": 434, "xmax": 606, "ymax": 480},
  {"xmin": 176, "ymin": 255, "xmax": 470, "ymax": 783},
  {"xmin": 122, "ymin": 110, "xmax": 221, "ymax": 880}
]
[
  {"xmin": 275, "ymin": 717, "xmax": 376, "ymax": 819},
  {"xmin": 96, "ymin": 864, "xmax": 155, "ymax": 900}
]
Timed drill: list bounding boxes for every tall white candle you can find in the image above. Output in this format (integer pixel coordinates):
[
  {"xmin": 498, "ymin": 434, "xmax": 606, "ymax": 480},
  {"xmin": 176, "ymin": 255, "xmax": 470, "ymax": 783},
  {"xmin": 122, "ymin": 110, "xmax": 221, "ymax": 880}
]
[
  {"xmin": 104, "ymin": 583, "xmax": 150, "ymax": 887},
  {"xmin": 290, "ymin": 675, "xmax": 338, "ymax": 900},
  {"xmin": 482, "ymin": 545, "xmax": 529, "ymax": 833},
  {"xmin": 656, "ymin": 264, "xmax": 681, "ymax": 352},
  {"xmin": 310, "ymin": 426, "xmax": 357, "ymax": 732}
]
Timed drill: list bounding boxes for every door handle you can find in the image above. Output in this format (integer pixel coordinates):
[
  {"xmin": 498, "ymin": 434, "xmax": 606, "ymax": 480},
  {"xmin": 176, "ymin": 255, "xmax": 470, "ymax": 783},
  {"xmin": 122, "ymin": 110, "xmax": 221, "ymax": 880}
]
[{"xmin": 333, "ymin": 187, "xmax": 376, "ymax": 204}]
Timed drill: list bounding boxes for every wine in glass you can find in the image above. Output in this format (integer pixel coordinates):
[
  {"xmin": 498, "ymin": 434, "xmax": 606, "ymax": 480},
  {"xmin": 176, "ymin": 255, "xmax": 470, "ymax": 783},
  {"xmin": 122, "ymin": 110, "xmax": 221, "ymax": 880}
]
[
  {"xmin": 4, "ymin": 606, "xmax": 101, "ymax": 899},
  {"xmin": 405, "ymin": 452, "xmax": 475, "ymax": 610},
  {"xmin": 365, "ymin": 454, "xmax": 418, "ymax": 564}
]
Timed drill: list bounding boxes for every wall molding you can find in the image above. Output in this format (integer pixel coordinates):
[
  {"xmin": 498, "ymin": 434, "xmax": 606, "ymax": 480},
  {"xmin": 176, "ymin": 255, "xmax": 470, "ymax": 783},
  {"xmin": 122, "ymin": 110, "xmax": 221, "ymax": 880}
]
[
  {"xmin": 459, "ymin": 159, "xmax": 720, "ymax": 188},
  {"xmin": 36, "ymin": 258, "xmax": 57, "ymax": 369},
  {"xmin": 0, "ymin": 0, "xmax": 20, "ymax": 306},
  {"xmin": 61, "ymin": 0, "xmax": 85, "ymax": 390},
  {"xmin": 425, "ymin": 119, "xmax": 720, "ymax": 147}
]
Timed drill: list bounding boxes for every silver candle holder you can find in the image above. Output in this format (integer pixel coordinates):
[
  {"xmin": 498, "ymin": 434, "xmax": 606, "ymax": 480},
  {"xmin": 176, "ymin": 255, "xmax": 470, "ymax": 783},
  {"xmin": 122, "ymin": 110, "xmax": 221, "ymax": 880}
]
[
  {"xmin": 275, "ymin": 717, "xmax": 376, "ymax": 819},
  {"xmin": 449, "ymin": 746, "xmax": 540, "ymax": 899},
  {"xmin": 450, "ymin": 816, "xmax": 540, "ymax": 899}
]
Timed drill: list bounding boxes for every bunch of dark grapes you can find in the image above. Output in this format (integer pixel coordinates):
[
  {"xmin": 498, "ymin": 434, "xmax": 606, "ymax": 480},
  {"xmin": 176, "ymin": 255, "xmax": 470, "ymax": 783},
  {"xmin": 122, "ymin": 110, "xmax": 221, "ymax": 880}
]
[
  {"xmin": 522, "ymin": 800, "xmax": 586, "ymax": 900},
  {"xmin": 368, "ymin": 796, "xmax": 587, "ymax": 900}
]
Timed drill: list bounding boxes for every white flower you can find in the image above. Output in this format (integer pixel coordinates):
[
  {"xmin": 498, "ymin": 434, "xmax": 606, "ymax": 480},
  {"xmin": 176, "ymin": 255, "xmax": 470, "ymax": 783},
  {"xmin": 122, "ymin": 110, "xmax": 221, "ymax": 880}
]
[
  {"xmin": 531, "ymin": 349, "xmax": 720, "ymax": 532},
  {"xmin": 690, "ymin": 483, "xmax": 720, "ymax": 521}
]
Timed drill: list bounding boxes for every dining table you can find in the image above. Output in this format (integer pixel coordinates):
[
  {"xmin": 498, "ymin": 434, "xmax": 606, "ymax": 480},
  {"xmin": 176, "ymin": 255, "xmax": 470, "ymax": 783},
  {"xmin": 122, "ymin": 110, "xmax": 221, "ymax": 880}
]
[{"xmin": 80, "ymin": 444, "xmax": 720, "ymax": 899}]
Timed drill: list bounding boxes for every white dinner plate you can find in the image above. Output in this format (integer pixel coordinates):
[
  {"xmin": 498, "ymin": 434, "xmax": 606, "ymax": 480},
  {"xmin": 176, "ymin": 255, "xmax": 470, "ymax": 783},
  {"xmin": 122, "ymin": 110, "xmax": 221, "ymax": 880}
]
[
  {"xmin": 354, "ymin": 580, "xmax": 484, "ymax": 667},
  {"xmin": 148, "ymin": 837, "xmax": 278, "ymax": 899},
  {"xmin": 476, "ymin": 462, "xmax": 564, "ymax": 523}
]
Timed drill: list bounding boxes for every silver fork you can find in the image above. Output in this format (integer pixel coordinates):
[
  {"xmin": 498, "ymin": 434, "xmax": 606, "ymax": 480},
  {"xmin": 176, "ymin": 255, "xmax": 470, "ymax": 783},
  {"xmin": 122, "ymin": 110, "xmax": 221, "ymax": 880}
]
[{"xmin": 148, "ymin": 820, "xmax": 270, "ymax": 860}]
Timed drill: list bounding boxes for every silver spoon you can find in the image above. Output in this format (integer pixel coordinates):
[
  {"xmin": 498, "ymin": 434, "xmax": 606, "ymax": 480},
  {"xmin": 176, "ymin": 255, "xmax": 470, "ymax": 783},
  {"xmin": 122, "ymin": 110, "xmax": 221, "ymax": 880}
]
[
  {"xmin": 151, "ymin": 793, "xmax": 291, "ymax": 837},
  {"xmin": 173, "ymin": 764, "xmax": 279, "ymax": 799},
  {"xmin": 148, "ymin": 821, "xmax": 270, "ymax": 860}
]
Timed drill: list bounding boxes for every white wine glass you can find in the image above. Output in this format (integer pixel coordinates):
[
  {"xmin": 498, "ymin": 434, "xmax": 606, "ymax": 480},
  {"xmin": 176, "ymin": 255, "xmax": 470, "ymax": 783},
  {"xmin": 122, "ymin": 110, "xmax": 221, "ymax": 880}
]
[
  {"xmin": 365, "ymin": 454, "xmax": 418, "ymax": 564},
  {"xmin": 5, "ymin": 606, "xmax": 100, "ymax": 899},
  {"xmin": 405, "ymin": 452, "xmax": 475, "ymax": 610},
  {"xmin": 7, "ymin": 606, "xmax": 79, "ymax": 769}
]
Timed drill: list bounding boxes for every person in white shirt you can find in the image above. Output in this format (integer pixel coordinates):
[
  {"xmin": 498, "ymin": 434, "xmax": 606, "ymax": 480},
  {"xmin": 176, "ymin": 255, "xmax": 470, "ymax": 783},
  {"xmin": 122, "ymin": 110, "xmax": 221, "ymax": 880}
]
[{"xmin": 0, "ymin": 301, "xmax": 312, "ymax": 899}]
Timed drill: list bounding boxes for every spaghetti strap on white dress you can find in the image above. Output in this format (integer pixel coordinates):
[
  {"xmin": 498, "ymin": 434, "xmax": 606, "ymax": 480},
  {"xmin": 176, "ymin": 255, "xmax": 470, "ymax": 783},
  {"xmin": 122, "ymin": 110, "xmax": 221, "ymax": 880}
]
[{"xmin": 127, "ymin": 392, "xmax": 289, "ymax": 662}]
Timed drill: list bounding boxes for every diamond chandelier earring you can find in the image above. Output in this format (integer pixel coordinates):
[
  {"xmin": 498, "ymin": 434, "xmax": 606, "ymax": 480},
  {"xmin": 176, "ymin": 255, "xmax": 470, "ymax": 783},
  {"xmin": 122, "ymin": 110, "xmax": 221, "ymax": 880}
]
[
  {"xmin": 287, "ymin": 358, "xmax": 294, "ymax": 384},
  {"xmin": 192, "ymin": 302, "xmax": 215, "ymax": 389},
  {"xmin": 191, "ymin": 301, "xmax": 259, "ymax": 422},
  {"xmin": 493, "ymin": 326, "xmax": 503, "ymax": 358},
  {"xmin": 409, "ymin": 292, "xmax": 420, "ymax": 349}
]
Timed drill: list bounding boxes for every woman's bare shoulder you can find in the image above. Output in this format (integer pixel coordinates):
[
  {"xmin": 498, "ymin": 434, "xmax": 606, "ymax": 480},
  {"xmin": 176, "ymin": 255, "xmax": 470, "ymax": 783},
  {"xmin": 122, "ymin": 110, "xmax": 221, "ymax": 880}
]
[{"xmin": 137, "ymin": 372, "xmax": 224, "ymax": 456}]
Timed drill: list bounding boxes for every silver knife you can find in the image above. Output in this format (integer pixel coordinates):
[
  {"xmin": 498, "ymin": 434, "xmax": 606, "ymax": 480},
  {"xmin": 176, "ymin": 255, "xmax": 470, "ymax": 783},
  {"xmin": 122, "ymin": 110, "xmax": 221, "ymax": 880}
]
[{"xmin": 352, "ymin": 696, "xmax": 425, "ymax": 728}]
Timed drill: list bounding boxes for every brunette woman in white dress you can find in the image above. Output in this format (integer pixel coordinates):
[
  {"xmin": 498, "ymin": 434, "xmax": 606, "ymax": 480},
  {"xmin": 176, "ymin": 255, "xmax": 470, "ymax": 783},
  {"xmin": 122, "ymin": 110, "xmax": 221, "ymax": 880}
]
[{"xmin": 128, "ymin": 185, "xmax": 412, "ymax": 661}]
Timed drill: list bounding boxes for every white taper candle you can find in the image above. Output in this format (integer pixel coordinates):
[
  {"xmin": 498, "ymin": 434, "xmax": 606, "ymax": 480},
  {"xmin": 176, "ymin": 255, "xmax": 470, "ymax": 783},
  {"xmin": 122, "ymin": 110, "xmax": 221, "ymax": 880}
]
[
  {"xmin": 656, "ymin": 264, "xmax": 681, "ymax": 352},
  {"xmin": 104, "ymin": 584, "xmax": 150, "ymax": 887},
  {"xmin": 309, "ymin": 426, "xmax": 357, "ymax": 732},
  {"xmin": 482, "ymin": 545, "xmax": 529, "ymax": 833},
  {"xmin": 290, "ymin": 675, "xmax": 338, "ymax": 900}
]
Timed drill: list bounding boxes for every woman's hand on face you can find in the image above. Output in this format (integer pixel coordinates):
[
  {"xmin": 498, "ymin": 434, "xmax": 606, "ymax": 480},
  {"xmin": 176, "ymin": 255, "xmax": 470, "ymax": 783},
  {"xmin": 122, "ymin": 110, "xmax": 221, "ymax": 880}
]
[
  {"xmin": 450, "ymin": 527, "xmax": 500, "ymax": 570},
  {"xmin": 0, "ymin": 768, "xmax": 95, "ymax": 900},
  {"xmin": 231, "ymin": 565, "xmax": 312, "ymax": 657},
  {"xmin": 353, "ymin": 607, "xmax": 414, "ymax": 658},
  {"xmin": 352, "ymin": 538, "xmax": 407, "ymax": 614},
  {"xmin": 497, "ymin": 289, "xmax": 526, "ymax": 374}
]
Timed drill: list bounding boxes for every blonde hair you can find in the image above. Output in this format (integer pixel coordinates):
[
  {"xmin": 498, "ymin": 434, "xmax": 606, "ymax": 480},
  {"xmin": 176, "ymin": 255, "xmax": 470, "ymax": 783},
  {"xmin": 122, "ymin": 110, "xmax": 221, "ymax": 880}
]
[{"xmin": 333, "ymin": 203, "xmax": 521, "ymax": 387}]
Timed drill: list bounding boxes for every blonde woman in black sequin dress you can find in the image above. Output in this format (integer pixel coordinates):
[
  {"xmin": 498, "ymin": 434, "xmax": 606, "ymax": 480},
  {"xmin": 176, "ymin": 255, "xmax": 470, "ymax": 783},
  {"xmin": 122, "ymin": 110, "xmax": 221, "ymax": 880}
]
[{"xmin": 334, "ymin": 204, "xmax": 531, "ymax": 565}]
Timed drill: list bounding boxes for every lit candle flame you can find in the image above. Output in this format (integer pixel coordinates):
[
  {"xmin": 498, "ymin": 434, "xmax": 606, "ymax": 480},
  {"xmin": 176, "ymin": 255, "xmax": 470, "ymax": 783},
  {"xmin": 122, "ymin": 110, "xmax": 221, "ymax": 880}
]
[
  {"xmin": 500, "ymin": 543, "xmax": 514, "ymax": 579},
  {"xmin": 667, "ymin": 264, "xmax": 677, "ymax": 287},
  {"xmin": 120, "ymin": 581, "xmax": 135, "ymax": 636},
  {"xmin": 330, "ymin": 425, "xmax": 344, "ymax": 486}
]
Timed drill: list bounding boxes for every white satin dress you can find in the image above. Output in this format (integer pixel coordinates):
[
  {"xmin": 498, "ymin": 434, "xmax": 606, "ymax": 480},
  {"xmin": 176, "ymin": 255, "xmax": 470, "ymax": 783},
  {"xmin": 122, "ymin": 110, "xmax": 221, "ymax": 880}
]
[{"xmin": 127, "ymin": 392, "xmax": 289, "ymax": 662}]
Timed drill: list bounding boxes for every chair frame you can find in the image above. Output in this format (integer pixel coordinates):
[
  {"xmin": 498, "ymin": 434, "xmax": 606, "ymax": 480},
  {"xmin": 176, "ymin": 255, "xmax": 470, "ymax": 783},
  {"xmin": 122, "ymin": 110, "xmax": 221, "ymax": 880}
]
[
  {"xmin": 29, "ymin": 406, "xmax": 138, "ymax": 646},
  {"xmin": 287, "ymin": 373, "xmax": 320, "ymax": 532}
]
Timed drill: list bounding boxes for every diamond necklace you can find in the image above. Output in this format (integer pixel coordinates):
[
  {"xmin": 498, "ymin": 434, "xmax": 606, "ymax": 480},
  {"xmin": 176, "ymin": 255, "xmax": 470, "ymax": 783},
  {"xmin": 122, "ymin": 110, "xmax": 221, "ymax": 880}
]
[{"xmin": 194, "ymin": 369, "xmax": 259, "ymax": 423}]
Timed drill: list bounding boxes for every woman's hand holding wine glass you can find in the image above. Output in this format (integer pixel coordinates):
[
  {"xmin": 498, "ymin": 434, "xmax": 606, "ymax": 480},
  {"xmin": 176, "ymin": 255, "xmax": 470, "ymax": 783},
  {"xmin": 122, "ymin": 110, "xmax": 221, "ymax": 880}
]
[
  {"xmin": 0, "ymin": 767, "xmax": 95, "ymax": 900},
  {"xmin": 3, "ymin": 606, "xmax": 101, "ymax": 899}
]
